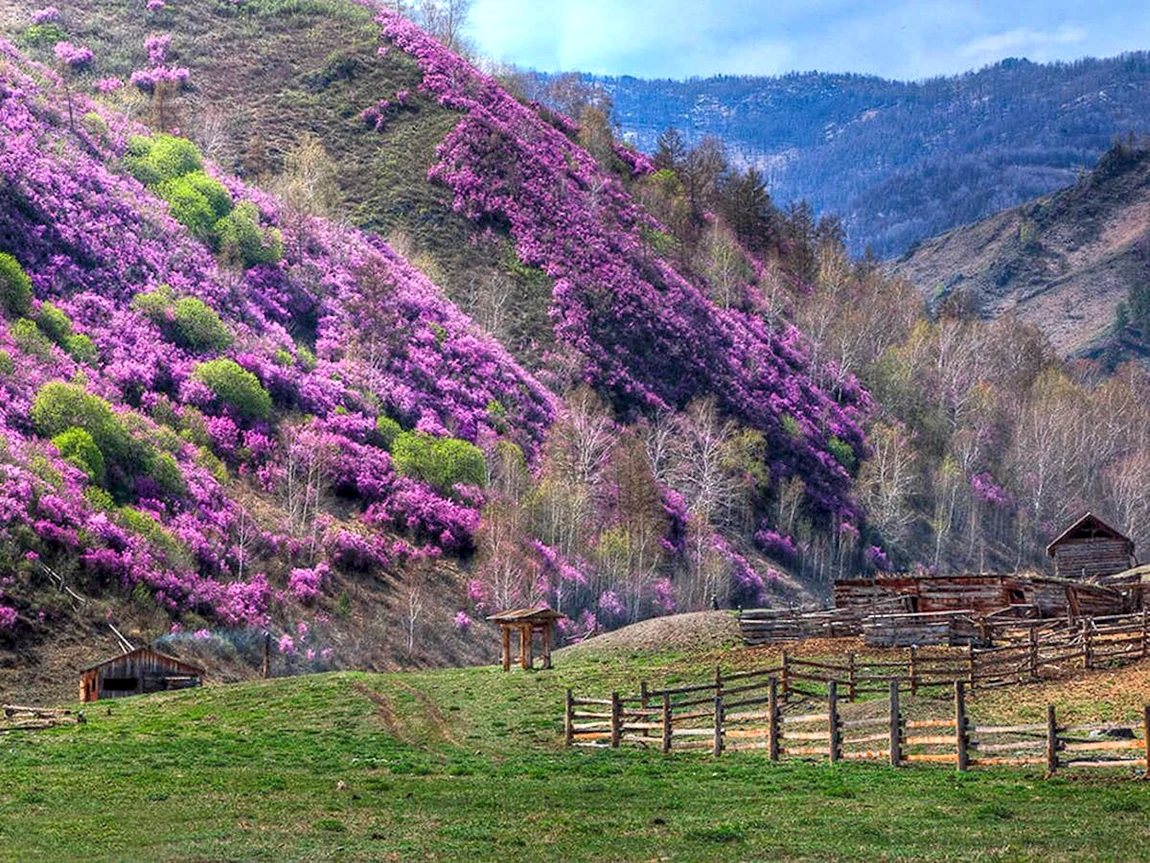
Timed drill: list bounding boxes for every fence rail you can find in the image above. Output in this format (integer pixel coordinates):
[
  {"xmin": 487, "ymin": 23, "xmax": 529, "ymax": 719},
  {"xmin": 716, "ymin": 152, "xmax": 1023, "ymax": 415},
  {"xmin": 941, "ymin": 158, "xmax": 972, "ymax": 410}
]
[{"xmin": 565, "ymin": 680, "xmax": 1150, "ymax": 778}]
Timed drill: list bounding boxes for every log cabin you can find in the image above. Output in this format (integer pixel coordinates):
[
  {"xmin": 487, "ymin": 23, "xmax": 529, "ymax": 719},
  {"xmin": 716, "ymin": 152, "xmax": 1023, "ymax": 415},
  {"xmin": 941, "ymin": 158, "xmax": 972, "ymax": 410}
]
[
  {"xmin": 1045, "ymin": 512, "xmax": 1136, "ymax": 580},
  {"xmin": 79, "ymin": 646, "xmax": 204, "ymax": 702}
]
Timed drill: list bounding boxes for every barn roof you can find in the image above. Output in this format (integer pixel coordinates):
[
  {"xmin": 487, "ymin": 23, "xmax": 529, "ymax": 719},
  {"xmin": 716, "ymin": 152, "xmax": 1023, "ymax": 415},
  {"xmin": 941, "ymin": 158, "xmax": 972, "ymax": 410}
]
[
  {"xmin": 486, "ymin": 606, "xmax": 565, "ymax": 624},
  {"xmin": 80, "ymin": 646, "xmax": 205, "ymax": 676},
  {"xmin": 1045, "ymin": 512, "xmax": 1133, "ymax": 557}
]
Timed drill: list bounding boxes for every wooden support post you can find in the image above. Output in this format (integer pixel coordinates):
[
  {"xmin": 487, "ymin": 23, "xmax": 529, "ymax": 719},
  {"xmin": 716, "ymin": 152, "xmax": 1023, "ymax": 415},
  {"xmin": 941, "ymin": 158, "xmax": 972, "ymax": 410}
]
[
  {"xmin": 661, "ymin": 692, "xmax": 672, "ymax": 755},
  {"xmin": 520, "ymin": 624, "xmax": 532, "ymax": 670},
  {"xmin": 1143, "ymin": 705, "xmax": 1150, "ymax": 780},
  {"xmin": 828, "ymin": 680, "xmax": 840, "ymax": 764},
  {"xmin": 1045, "ymin": 704, "xmax": 1058, "ymax": 776},
  {"xmin": 564, "ymin": 689, "xmax": 574, "ymax": 747},
  {"xmin": 966, "ymin": 642, "xmax": 975, "ymax": 687},
  {"xmin": 909, "ymin": 645, "xmax": 918, "ymax": 696},
  {"xmin": 848, "ymin": 653, "xmax": 857, "ymax": 702},
  {"xmin": 541, "ymin": 624, "xmax": 552, "ymax": 670},
  {"xmin": 610, "ymin": 691, "xmax": 622, "ymax": 748},
  {"xmin": 713, "ymin": 695, "xmax": 724, "ymax": 758},
  {"xmin": 1083, "ymin": 622, "xmax": 1093, "ymax": 670},
  {"xmin": 979, "ymin": 617, "xmax": 991, "ymax": 648},
  {"xmin": 501, "ymin": 625, "xmax": 511, "ymax": 672},
  {"xmin": 714, "ymin": 665, "xmax": 723, "ymax": 698},
  {"xmin": 781, "ymin": 650, "xmax": 790, "ymax": 700},
  {"xmin": 954, "ymin": 681, "xmax": 968, "ymax": 772},
  {"xmin": 1142, "ymin": 609, "xmax": 1148, "ymax": 660},
  {"xmin": 768, "ymin": 676, "xmax": 780, "ymax": 762},
  {"xmin": 262, "ymin": 631, "xmax": 270, "ymax": 679},
  {"xmin": 889, "ymin": 678, "xmax": 901, "ymax": 767},
  {"xmin": 1029, "ymin": 627, "xmax": 1039, "ymax": 680}
]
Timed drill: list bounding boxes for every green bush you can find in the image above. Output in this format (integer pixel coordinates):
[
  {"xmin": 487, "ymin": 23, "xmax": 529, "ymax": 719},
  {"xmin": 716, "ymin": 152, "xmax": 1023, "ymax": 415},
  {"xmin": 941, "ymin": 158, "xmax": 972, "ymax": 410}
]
[
  {"xmin": 172, "ymin": 297, "xmax": 232, "ymax": 352},
  {"xmin": 83, "ymin": 486, "xmax": 115, "ymax": 512},
  {"xmin": 80, "ymin": 112, "xmax": 110, "ymax": 141},
  {"xmin": 826, "ymin": 435, "xmax": 857, "ymax": 471},
  {"xmin": 31, "ymin": 382, "xmax": 132, "ymax": 468},
  {"xmin": 0, "ymin": 253, "xmax": 33, "ymax": 318},
  {"xmin": 148, "ymin": 452, "xmax": 187, "ymax": 498},
  {"xmin": 391, "ymin": 431, "xmax": 486, "ymax": 493},
  {"xmin": 19, "ymin": 22, "xmax": 67, "ymax": 47},
  {"xmin": 65, "ymin": 334, "xmax": 98, "ymax": 365},
  {"xmin": 51, "ymin": 427, "xmax": 106, "ymax": 485},
  {"xmin": 131, "ymin": 284, "xmax": 175, "ymax": 323},
  {"xmin": 36, "ymin": 302, "xmax": 72, "ymax": 343},
  {"xmin": 216, "ymin": 202, "xmax": 283, "ymax": 268},
  {"xmin": 297, "ymin": 344, "xmax": 317, "ymax": 372},
  {"xmin": 123, "ymin": 134, "xmax": 203, "ymax": 186},
  {"xmin": 375, "ymin": 415, "xmax": 402, "ymax": 450},
  {"xmin": 192, "ymin": 358, "xmax": 273, "ymax": 420},
  {"xmin": 274, "ymin": 349, "xmax": 294, "ymax": 368},
  {"xmin": 10, "ymin": 318, "xmax": 53, "ymax": 360},
  {"xmin": 117, "ymin": 506, "xmax": 189, "ymax": 566},
  {"xmin": 0, "ymin": 349, "xmax": 13, "ymax": 375},
  {"xmin": 157, "ymin": 172, "xmax": 234, "ymax": 244}
]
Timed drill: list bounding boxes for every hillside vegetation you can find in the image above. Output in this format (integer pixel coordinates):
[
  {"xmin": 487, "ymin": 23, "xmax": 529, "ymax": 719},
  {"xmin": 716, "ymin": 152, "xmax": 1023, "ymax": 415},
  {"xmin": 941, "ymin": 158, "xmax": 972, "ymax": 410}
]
[
  {"xmin": 568, "ymin": 54, "xmax": 1150, "ymax": 256},
  {"xmin": 896, "ymin": 138, "xmax": 1150, "ymax": 366},
  {"xmin": 1, "ymin": 645, "xmax": 1149, "ymax": 860}
]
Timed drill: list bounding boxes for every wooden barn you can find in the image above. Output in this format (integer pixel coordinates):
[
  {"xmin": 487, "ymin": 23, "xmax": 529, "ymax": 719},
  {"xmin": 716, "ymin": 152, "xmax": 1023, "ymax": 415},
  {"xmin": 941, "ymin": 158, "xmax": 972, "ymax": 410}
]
[
  {"xmin": 1046, "ymin": 512, "xmax": 1136, "ymax": 580},
  {"xmin": 79, "ymin": 647, "xmax": 204, "ymax": 703}
]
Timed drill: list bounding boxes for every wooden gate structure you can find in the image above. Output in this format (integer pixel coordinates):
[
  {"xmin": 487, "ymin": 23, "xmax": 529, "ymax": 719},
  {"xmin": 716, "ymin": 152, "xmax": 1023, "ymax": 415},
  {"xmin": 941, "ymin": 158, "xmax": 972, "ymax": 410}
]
[{"xmin": 488, "ymin": 607, "xmax": 564, "ymax": 671}]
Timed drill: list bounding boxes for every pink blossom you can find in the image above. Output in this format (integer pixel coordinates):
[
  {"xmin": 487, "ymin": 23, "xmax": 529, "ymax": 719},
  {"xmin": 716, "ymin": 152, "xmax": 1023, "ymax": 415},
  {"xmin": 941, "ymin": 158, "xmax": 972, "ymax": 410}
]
[
  {"xmin": 454, "ymin": 610, "xmax": 472, "ymax": 631},
  {"xmin": 32, "ymin": 7, "xmax": 61, "ymax": 24}
]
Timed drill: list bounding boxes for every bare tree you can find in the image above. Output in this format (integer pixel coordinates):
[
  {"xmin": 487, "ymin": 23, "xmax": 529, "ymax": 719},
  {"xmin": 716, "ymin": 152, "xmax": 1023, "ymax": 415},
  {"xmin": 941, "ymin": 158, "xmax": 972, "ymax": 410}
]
[{"xmin": 272, "ymin": 133, "xmax": 340, "ymax": 260}]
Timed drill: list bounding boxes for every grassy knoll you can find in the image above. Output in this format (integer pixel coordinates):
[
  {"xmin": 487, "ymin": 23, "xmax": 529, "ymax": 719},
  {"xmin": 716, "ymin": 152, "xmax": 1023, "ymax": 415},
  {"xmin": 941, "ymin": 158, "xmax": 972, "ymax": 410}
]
[{"xmin": 1, "ymin": 647, "xmax": 1149, "ymax": 861}]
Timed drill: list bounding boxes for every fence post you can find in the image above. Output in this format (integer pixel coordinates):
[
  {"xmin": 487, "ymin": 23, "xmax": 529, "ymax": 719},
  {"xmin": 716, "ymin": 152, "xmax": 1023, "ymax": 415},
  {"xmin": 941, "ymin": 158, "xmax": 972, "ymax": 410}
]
[
  {"xmin": 610, "ymin": 691, "xmax": 621, "ymax": 748},
  {"xmin": 1046, "ymin": 704, "xmax": 1058, "ymax": 776},
  {"xmin": 713, "ymin": 694, "xmax": 724, "ymax": 758},
  {"xmin": 781, "ymin": 650, "xmax": 791, "ymax": 700},
  {"xmin": 909, "ymin": 645, "xmax": 918, "ymax": 696},
  {"xmin": 954, "ymin": 680, "xmax": 968, "ymax": 772},
  {"xmin": 1029, "ymin": 627, "xmax": 1039, "ymax": 680},
  {"xmin": 768, "ymin": 676, "xmax": 780, "ymax": 762},
  {"xmin": 828, "ymin": 680, "xmax": 840, "ymax": 764},
  {"xmin": 1142, "ymin": 609, "xmax": 1148, "ymax": 660},
  {"xmin": 714, "ymin": 665, "xmax": 723, "ymax": 698},
  {"xmin": 661, "ymin": 692, "xmax": 672, "ymax": 754},
  {"xmin": 848, "ymin": 653, "xmax": 857, "ymax": 702},
  {"xmin": 1083, "ymin": 621, "xmax": 1094, "ymax": 670},
  {"xmin": 966, "ymin": 642, "xmax": 975, "ymax": 687},
  {"xmin": 889, "ymin": 678, "xmax": 901, "ymax": 767},
  {"xmin": 565, "ymin": 688, "xmax": 574, "ymax": 747},
  {"xmin": 640, "ymin": 681, "xmax": 650, "ymax": 742}
]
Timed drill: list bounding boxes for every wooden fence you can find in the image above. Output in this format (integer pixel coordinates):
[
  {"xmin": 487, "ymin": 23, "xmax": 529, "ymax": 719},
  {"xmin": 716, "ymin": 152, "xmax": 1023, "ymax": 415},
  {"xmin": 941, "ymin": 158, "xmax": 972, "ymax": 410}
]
[{"xmin": 565, "ymin": 680, "xmax": 1150, "ymax": 777}]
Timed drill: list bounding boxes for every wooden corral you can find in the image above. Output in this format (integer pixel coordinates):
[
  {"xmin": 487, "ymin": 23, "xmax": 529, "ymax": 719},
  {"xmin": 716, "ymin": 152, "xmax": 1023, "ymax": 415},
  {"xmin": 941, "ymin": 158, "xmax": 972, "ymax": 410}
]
[
  {"xmin": 79, "ymin": 647, "xmax": 204, "ymax": 703},
  {"xmin": 487, "ymin": 607, "xmax": 564, "ymax": 671},
  {"xmin": 834, "ymin": 572, "xmax": 1132, "ymax": 621},
  {"xmin": 1047, "ymin": 513, "xmax": 1136, "ymax": 579}
]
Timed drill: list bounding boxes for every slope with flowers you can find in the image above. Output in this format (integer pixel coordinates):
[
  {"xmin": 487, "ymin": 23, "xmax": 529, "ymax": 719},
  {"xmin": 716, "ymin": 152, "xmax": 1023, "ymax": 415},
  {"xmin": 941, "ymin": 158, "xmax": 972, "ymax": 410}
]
[{"xmin": 0, "ymin": 37, "xmax": 557, "ymax": 672}]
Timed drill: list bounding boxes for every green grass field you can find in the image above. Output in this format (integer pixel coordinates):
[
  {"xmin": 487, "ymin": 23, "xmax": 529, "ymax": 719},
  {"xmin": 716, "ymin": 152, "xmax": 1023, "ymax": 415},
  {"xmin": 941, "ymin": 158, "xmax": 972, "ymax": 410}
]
[{"xmin": 2, "ymin": 648, "xmax": 1149, "ymax": 861}]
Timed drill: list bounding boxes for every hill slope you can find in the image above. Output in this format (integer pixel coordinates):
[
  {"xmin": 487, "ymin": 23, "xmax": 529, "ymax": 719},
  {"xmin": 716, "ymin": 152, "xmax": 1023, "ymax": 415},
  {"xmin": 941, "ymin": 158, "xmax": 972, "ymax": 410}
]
[
  {"xmin": 571, "ymin": 54, "xmax": 1150, "ymax": 256},
  {"xmin": 895, "ymin": 142, "xmax": 1150, "ymax": 362}
]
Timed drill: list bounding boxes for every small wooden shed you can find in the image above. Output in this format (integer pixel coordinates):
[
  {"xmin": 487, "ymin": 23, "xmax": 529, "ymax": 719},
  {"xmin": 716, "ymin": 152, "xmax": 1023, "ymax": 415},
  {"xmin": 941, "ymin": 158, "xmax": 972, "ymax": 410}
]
[
  {"xmin": 487, "ymin": 607, "xmax": 564, "ymax": 671},
  {"xmin": 1046, "ymin": 513, "xmax": 1135, "ymax": 580},
  {"xmin": 79, "ymin": 646, "xmax": 204, "ymax": 703}
]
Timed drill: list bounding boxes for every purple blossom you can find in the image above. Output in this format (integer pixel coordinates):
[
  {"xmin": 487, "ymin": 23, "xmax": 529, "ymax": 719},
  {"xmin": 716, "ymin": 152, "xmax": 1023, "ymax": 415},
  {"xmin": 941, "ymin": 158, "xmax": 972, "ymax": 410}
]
[
  {"xmin": 93, "ymin": 77, "xmax": 124, "ymax": 93},
  {"xmin": 865, "ymin": 545, "xmax": 891, "ymax": 572},
  {"xmin": 31, "ymin": 7, "xmax": 61, "ymax": 24},
  {"xmin": 54, "ymin": 41, "xmax": 94, "ymax": 69},
  {"xmin": 277, "ymin": 634, "xmax": 295, "ymax": 655},
  {"xmin": 454, "ymin": 610, "xmax": 472, "ymax": 631},
  {"xmin": 0, "ymin": 606, "xmax": 17, "ymax": 628}
]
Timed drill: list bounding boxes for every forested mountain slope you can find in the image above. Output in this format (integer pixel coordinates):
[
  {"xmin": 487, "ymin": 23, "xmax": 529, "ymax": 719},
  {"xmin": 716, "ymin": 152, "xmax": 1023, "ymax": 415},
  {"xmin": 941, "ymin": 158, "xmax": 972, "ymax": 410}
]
[
  {"xmin": 896, "ymin": 140, "xmax": 1150, "ymax": 365},
  {"xmin": 568, "ymin": 55, "xmax": 1150, "ymax": 256}
]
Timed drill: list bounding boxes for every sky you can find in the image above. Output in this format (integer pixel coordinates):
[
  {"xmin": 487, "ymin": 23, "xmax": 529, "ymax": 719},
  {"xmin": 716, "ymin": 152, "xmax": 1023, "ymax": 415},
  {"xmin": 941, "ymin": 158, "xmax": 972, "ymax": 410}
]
[{"xmin": 468, "ymin": 0, "xmax": 1150, "ymax": 81}]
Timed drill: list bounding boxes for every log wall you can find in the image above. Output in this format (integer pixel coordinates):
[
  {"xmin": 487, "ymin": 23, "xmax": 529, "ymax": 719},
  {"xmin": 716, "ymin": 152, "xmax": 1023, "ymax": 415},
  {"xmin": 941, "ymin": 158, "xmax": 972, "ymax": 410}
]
[{"xmin": 1053, "ymin": 537, "xmax": 1133, "ymax": 580}]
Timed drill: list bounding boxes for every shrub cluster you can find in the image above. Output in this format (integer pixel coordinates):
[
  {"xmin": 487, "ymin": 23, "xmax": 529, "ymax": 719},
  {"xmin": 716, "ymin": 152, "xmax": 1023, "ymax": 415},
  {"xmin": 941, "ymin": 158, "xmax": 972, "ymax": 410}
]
[
  {"xmin": 192, "ymin": 358, "xmax": 273, "ymax": 420},
  {"xmin": 0, "ymin": 253, "xmax": 33, "ymax": 318},
  {"xmin": 131, "ymin": 284, "xmax": 233, "ymax": 352},
  {"xmin": 390, "ymin": 430, "xmax": 486, "ymax": 494}
]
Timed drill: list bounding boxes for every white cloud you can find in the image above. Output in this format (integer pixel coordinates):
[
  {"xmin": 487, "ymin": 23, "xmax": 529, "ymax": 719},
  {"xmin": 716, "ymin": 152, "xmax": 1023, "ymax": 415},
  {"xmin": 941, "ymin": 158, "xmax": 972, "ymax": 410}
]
[{"xmin": 959, "ymin": 24, "xmax": 1088, "ymax": 59}]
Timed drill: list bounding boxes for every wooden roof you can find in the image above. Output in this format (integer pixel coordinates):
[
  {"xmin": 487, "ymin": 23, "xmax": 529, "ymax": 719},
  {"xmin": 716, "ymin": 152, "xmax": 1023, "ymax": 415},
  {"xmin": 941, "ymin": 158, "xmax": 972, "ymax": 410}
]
[
  {"xmin": 486, "ymin": 606, "xmax": 565, "ymax": 624},
  {"xmin": 81, "ymin": 646, "xmax": 205, "ymax": 676},
  {"xmin": 1045, "ymin": 512, "xmax": 1133, "ymax": 557}
]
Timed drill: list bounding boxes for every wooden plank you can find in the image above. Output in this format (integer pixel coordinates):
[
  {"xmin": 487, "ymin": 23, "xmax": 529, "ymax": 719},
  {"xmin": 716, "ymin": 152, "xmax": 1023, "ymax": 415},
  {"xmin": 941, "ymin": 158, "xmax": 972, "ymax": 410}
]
[
  {"xmin": 782, "ymin": 712, "xmax": 830, "ymax": 725},
  {"xmin": 785, "ymin": 730, "xmax": 832, "ymax": 741},
  {"xmin": 571, "ymin": 698, "xmax": 613, "ymax": 706},
  {"xmin": 1062, "ymin": 759, "xmax": 1144, "ymax": 768},
  {"xmin": 904, "ymin": 753, "xmax": 958, "ymax": 763},
  {"xmin": 973, "ymin": 740, "xmax": 1047, "ymax": 753},
  {"xmin": 905, "ymin": 735, "xmax": 955, "ymax": 746},
  {"xmin": 969, "ymin": 723, "xmax": 1048, "ymax": 734},
  {"xmin": 1062, "ymin": 740, "xmax": 1144, "ymax": 753},
  {"xmin": 905, "ymin": 719, "xmax": 954, "ymax": 730},
  {"xmin": 724, "ymin": 728, "xmax": 770, "ymax": 740},
  {"xmin": 841, "ymin": 717, "xmax": 890, "ymax": 730},
  {"xmin": 849, "ymin": 731, "xmax": 893, "ymax": 745},
  {"xmin": 841, "ymin": 750, "xmax": 890, "ymax": 760},
  {"xmin": 782, "ymin": 746, "xmax": 826, "ymax": 756},
  {"xmin": 968, "ymin": 757, "xmax": 1048, "ymax": 766}
]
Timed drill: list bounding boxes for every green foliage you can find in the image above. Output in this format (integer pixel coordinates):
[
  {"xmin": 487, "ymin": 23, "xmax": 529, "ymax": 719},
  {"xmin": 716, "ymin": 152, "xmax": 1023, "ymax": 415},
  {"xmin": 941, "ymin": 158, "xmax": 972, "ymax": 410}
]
[
  {"xmin": 80, "ymin": 112, "xmax": 110, "ymax": 141},
  {"xmin": 51, "ymin": 427, "xmax": 106, "ymax": 485},
  {"xmin": 779, "ymin": 414, "xmax": 801, "ymax": 439},
  {"xmin": 0, "ymin": 349, "xmax": 13, "ymax": 375},
  {"xmin": 19, "ymin": 22, "xmax": 67, "ymax": 47},
  {"xmin": 148, "ymin": 452, "xmax": 187, "ymax": 498},
  {"xmin": 31, "ymin": 382, "xmax": 133, "ymax": 468},
  {"xmin": 123, "ymin": 134, "xmax": 204, "ymax": 187},
  {"xmin": 192, "ymin": 359, "xmax": 273, "ymax": 420},
  {"xmin": 65, "ymin": 334, "xmax": 98, "ymax": 365},
  {"xmin": 116, "ymin": 506, "xmax": 188, "ymax": 565},
  {"xmin": 216, "ymin": 202, "xmax": 284, "ymax": 268},
  {"xmin": 157, "ymin": 172, "xmax": 234, "ymax": 244},
  {"xmin": 391, "ymin": 431, "xmax": 486, "ymax": 492},
  {"xmin": 297, "ymin": 344, "xmax": 317, "ymax": 372},
  {"xmin": 10, "ymin": 318, "xmax": 53, "ymax": 360},
  {"xmin": 274, "ymin": 349, "xmax": 294, "ymax": 368},
  {"xmin": 375, "ymin": 415, "xmax": 402, "ymax": 450},
  {"xmin": 172, "ymin": 297, "xmax": 233, "ymax": 352},
  {"xmin": 131, "ymin": 284, "xmax": 174, "ymax": 323},
  {"xmin": 0, "ymin": 253, "xmax": 33, "ymax": 318},
  {"xmin": 36, "ymin": 302, "xmax": 72, "ymax": 344},
  {"xmin": 826, "ymin": 435, "xmax": 857, "ymax": 471},
  {"xmin": 83, "ymin": 486, "xmax": 115, "ymax": 512}
]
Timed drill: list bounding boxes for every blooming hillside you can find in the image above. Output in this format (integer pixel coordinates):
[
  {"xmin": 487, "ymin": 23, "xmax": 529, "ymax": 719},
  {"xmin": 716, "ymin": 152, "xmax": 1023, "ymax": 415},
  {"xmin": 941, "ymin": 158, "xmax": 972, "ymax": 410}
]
[{"xmin": 0, "ymin": 37, "xmax": 555, "ymax": 643}]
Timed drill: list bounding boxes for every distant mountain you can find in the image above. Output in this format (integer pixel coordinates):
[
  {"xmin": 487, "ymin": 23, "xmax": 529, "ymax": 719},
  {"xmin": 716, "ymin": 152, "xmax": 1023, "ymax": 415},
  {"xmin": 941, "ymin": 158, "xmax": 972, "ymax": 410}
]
[
  {"xmin": 895, "ymin": 141, "xmax": 1150, "ymax": 364},
  {"xmin": 577, "ymin": 55, "xmax": 1150, "ymax": 256}
]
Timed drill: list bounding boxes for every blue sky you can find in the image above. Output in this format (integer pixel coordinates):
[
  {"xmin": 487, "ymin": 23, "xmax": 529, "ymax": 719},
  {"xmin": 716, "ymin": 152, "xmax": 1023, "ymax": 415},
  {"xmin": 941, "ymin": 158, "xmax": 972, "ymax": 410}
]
[{"xmin": 468, "ymin": 1, "xmax": 1150, "ymax": 81}]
